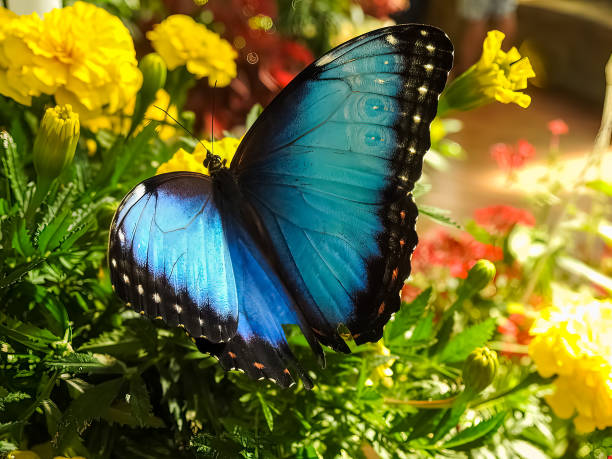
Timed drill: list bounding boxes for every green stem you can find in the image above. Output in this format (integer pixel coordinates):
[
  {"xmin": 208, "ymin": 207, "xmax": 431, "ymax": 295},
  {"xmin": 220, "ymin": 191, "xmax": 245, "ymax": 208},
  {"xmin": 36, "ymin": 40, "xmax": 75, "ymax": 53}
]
[{"xmin": 18, "ymin": 370, "xmax": 59, "ymax": 422}]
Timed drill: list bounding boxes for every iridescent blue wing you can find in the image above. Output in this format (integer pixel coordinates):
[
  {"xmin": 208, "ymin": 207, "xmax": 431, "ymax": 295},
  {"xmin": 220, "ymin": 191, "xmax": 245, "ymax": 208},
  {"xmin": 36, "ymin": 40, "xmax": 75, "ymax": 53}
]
[
  {"xmin": 108, "ymin": 172, "xmax": 239, "ymax": 343},
  {"xmin": 109, "ymin": 172, "xmax": 315, "ymax": 387},
  {"xmin": 231, "ymin": 25, "xmax": 453, "ymax": 348},
  {"xmin": 197, "ymin": 190, "xmax": 315, "ymax": 388}
]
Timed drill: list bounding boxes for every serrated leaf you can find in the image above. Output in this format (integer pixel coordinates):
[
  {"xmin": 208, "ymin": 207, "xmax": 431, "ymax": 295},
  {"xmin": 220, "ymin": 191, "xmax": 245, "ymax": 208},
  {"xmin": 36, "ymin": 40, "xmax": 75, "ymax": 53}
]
[
  {"xmin": 384, "ymin": 288, "xmax": 431, "ymax": 344},
  {"xmin": 55, "ymin": 377, "xmax": 124, "ymax": 450},
  {"xmin": 438, "ymin": 318, "xmax": 496, "ymax": 363},
  {"xmin": 0, "ymin": 130, "xmax": 27, "ymax": 208},
  {"xmin": 0, "ymin": 315, "xmax": 60, "ymax": 351},
  {"xmin": 408, "ymin": 311, "xmax": 435, "ymax": 345},
  {"xmin": 418, "ymin": 204, "xmax": 461, "ymax": 229},
  {"xmin": 257, "ymin": 393, "xmax": 274, "ymax": 432},
  {"xmin": 129, "ymin": 375, "xmax": 155, "ymax": 427},
  {"xmin": 0, "ymin": 386, "xmax": 30, "ymax": 411},
  {"xmin": 0, "ymin": 258, "xmax": 44, "ymax": 292},
  {"xmin": 45, "ymin": 352, "xmax": 115, "ymax": 373},
  {"xmin": 441, "ymin": 411, "xmax": 507, "ymax": 449}
]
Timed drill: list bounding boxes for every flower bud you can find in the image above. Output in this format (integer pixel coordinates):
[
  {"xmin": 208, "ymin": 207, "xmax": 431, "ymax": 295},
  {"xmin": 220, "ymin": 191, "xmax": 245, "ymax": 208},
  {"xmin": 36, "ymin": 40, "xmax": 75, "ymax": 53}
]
[
  {"xmin": 33, "ymin": 104, "xmax": 80, "ymax": 185},
  {"xmin": 463, "ymin": 259, "xmax": 496, "ymax": 294},
  {"xmin": 139, "ymin": 53, "xmax": 167, "ymax": 104},
  {"xmin": 463, "ymin": 346, "xmax": 498, "ymax": 394}
]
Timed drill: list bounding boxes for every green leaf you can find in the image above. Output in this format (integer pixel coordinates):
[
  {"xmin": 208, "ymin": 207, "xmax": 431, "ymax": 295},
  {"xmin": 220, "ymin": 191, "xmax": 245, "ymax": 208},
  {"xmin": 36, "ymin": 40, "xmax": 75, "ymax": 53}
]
[
  {"xmin": 55, "ymin": 377, "xmax": 124, "ymax": 451},
  {"xmin": 384, "ymin": 288, "xmax": 431, "ymax": 344},
  {"xmin": 257, "ymin": 393, "xmax": 274, "ymax": 432},
  {"xmin": 440, "ymin": 411, "xmax": 507, "ymax": 449},
  {"xmin": 438, "ymin": 318, "xmax": 496, "ymax": 363},
  {"xmin": 245, "ymin": 103, "xmax": 264, "ymax": 130},
  {"xmin": 0, "ymin": 258, "xmax": 44, "ymax": 292},
  {"xmin": 586, "ymin": 179, "xmax": 612, "ymax": 196},
  {"xmin": 0, "ymin": 386, "xmax": 31, "ymax": 411},
  {"xmin": 0, "ymin": 130, "xmax": 27, "ymax": 208},
  {"xmin": 45, "ymin": 352, "xmax": 118, "ymax": 374},
  {"xmin": 418, "ymin": 204, "xmax": 461, "ymax": 229},
  {"xmin": 129, "ymin": 375, "xmax": 155, "ymax": 427},
  {"xmin": 0, "ymin": 315, "xmax": 60, "ymax": 352}
]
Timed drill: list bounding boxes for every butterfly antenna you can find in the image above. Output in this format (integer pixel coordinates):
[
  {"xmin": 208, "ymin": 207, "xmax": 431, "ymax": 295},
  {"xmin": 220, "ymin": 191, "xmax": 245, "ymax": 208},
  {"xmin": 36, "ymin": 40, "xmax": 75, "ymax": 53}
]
[
  {"xmin": 211, "ymin": 80, "xmax": 217, "ymax": 156},
  {"xmin": 152, "ymin": 105, "xmax": 212, "ymax": 156}
]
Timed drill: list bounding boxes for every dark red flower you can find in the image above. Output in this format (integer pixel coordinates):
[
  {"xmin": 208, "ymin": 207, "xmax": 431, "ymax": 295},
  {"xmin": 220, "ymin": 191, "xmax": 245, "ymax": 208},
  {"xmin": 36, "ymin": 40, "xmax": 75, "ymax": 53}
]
[
  {"xmin": 547, "ymin": 119, "xmax": 569, "ymax": 136},
  {"xmin": 412, "ymin": 229, "xmax": 503, "ymax": 279},
  {"xmin": 498, "ymin": 313, "xmax": 533, "ymax": 357},
  {"xmin": 474, "ymin": 205, "xmax": 536, "ymax": 235},
  {"xmin": 490, "ymin": 139, "xmax": 535, "ymax": 171}
]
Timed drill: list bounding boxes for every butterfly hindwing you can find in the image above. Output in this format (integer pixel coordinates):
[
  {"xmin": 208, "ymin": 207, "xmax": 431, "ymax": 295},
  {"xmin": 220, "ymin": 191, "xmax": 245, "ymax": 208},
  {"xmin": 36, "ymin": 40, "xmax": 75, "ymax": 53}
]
[
  {"xmin": 108, "ymin": 172, "xmax": 239, "ymax": 342},
  {"xmin": 109, "ymin": 171, "xmax": 314, "ymax": 387},
  {"xmin": 232, "ymin": 25, "xmax": 453, "ymax": 347}
]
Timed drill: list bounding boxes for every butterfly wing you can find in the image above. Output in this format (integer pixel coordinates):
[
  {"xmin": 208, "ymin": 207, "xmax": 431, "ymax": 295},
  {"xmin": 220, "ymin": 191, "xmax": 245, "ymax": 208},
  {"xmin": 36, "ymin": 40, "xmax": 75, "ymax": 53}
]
[
  {"xmin": 231, "ymin": 25, "xmax": 453, "ymax": 348},
  {"xmin": 109, "ymin": 171, "xmax": 315, "ymax": 387},
  {"xmin": 108, "ymin": 172, "xmax": 239, "ymax": 342},
  {"xmin": 196, "ymin": 189, "xmax": 315, "ymax": 388}
]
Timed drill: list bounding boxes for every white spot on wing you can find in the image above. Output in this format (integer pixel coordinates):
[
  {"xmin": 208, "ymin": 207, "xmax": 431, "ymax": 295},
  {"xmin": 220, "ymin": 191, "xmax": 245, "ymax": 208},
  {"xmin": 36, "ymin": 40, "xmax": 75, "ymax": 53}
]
[
  {"xmin": 118, "ymin": 230, "xmax": 125, "ymax": 243},
  {"xmin": 153, "ymin": 293, "xmax": 161, "ymax": 303},
  {"xmin": 413, "ymin": 114, "xmax": 422, "ymax": 124},
  {"xmin": 424, "ymin": 63, "xmax": 434, "ymax": 72},
  {"xmin": 426, "ymin": 44, "xmax": 435, "ymax": 53},
  {"xmin": 420, "ymin": 29, "xmax": 428, "ymax": 36},
  {"xmin": 137, "ymin": 284, "xmax": 144, "ymax": 295},
  {"xmin": 386, "ymin": 35, "xmax": 398, "ymax": 45},
  {"xmin": 175, "ymin": 304, "xmax": 182, "ymax": 314},
  {"xmin": 111, "ymin": 258, "xmax": 117, "ymax": 268},
  {"xmin": 122, "ymin": 274, "xmax": 130, "ymax": 284},
  {"xmin": 418, "ymin": 86, "xmax": 428, "ymax": 95}
]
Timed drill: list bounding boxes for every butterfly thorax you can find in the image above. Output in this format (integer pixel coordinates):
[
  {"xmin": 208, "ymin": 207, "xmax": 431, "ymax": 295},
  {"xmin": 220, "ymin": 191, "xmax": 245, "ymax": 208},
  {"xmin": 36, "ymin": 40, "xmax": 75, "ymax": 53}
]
[{"xmin": 203, "ymin": 152, "xmax": 225, "ymax": 174}]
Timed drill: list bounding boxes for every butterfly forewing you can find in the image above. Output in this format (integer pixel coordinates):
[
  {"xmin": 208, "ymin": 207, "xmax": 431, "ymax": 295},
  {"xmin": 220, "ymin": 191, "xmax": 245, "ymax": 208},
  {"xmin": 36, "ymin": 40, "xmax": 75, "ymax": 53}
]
[{"xmin": 232, "ymin": 25, "xmax": 453, "ymax": 348}]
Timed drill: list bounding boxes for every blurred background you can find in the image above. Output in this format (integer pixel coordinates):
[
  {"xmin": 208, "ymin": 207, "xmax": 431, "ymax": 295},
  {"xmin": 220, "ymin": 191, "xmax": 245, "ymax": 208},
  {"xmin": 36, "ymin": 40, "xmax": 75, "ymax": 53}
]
[{"xmin": 120, "ymin": 0, "xmax": 611, "ymax": 225}]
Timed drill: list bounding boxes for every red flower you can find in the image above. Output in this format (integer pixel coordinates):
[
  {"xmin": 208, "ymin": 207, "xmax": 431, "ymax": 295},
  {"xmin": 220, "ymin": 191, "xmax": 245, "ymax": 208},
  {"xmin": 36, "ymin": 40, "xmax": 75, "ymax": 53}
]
[
  {"xmin": 412, "ymin": 229, "xmax": 503, "ymax": 279},
  {"xmin": 498, "ymin": 313, "xmax": 533, "ymax": 357},
  {"xmin": 401, "ymin": 283, "xmax": 421, "ymax": 303},
  {"xmin": 490, "ymin": 139, "xmax": 535, "ymax": 171},
  {"xmin": 474, "ymin": 205, "xmax": 536, "ymax": 235},
  {"xmin": 547, "ymin": 119, "xmax": 569, "ymax": 136}
]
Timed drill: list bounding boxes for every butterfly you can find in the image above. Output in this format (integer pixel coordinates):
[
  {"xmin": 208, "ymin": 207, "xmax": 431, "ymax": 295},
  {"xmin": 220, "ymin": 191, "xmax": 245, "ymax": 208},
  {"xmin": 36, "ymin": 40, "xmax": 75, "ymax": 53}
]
[{"xmin": 108, "ymin": 24, "xmax": 453, "ymax": 389}]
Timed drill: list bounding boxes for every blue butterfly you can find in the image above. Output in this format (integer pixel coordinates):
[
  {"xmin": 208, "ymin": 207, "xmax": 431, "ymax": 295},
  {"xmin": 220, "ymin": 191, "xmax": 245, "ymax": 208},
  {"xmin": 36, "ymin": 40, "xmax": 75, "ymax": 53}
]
[{"xmin": 108, "ymin": 24, "xmax": 453, "ymax": 388}]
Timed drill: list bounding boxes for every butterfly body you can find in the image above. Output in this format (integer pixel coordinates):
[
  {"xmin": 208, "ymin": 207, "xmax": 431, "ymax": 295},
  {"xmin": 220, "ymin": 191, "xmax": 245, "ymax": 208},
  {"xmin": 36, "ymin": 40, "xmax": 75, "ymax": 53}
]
[{"xmin": 109, "ymin": 24, "xmax": 453, "ymax": 388}]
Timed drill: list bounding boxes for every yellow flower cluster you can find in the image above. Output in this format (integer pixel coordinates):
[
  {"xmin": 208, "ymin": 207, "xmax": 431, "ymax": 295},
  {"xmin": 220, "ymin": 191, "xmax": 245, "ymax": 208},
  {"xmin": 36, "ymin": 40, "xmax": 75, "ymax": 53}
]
[
  {"xmin": 529, "ymin": 292, "xmax": 612, "ymax": 433},
  {"xmin": 85, "ymin": 89, "xmax": 178, "ymax": 140},
  {"xmin": 476, "ymin": 30, "xmax": 535, "ymax": 107},
  {"xmin": 0, "ymin": 2, "xmax": 141, "ymax": 119},
  {"xmin": 438, "ymin": 30, "xmax": 535, "ymax": 115},
  {"xmin": 147, "ymin": 15, "xmax": 237, "ymax": 87},
  {"xmin": 156, "ymin": 136, "xmax": 241, "ymax": 175}
]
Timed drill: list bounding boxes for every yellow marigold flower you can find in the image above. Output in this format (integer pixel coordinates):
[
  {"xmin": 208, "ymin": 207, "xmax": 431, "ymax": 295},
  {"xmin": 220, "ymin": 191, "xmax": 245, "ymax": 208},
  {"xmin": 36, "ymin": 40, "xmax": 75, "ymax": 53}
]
[
  {"xmin": 156, "ymin": 136, "xmax": 241, "ymax": 175},
  {"xmin": 85, "ymin": 89, "xmax": 177, "ymax": 139},
  {"xmin": 147, "ymin": 15, "xmax": 237, "ymax": 87},
  {"xmin": 143, "ymin": 89, "xmax": 178, "ymax": 141},
  {"xmin": 529, "ymin": 292, "xmax": 612, "ymax": 433},
  {"xmin": 438, "ymin": 30, "xmax": 536, "ymax": 115},
  {"xmin": 0, "ymin": 2, "xmax": 141, "ymax": 118}
]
